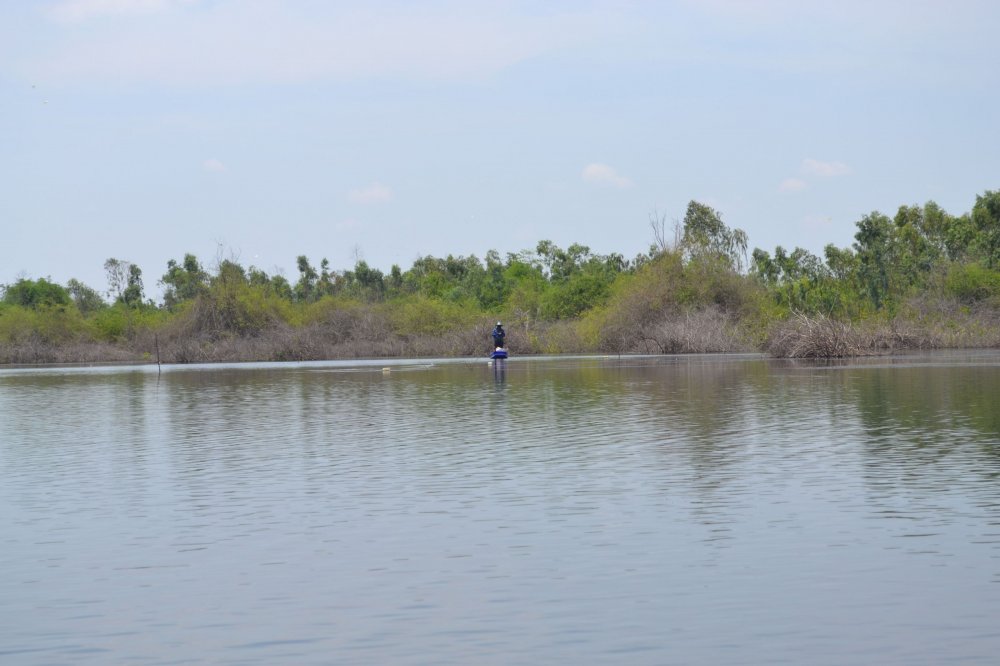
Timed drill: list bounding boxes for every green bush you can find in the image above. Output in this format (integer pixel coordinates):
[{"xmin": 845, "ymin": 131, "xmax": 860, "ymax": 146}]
[
  {"xmin": 91, "ymin": 307, "xmax": 129, "ymax": 341},
  {"xmin": 178, "ymin": 283, "xmax": 294, "ymax": 339},
  {"xmin": 0, "ymin": 304, "xmax": 37, "ymax": 343},
  {"xmin": 0, "ymin": 303, "xmax": 88, "ymax": 344},
  {"xmin": 945, "ymin": 263, "xmax": 1000, "ymax": 302},
  {"xmin": 301, "ymin": 295, "xmax": 363, "ymax": 326},
  {"xmin": 2, "ymin": 278, "xmax": 70, "ymax": 308},
  {"xmin": 390, "ymin": 296, "xmax": 480, "ymax": 336}
]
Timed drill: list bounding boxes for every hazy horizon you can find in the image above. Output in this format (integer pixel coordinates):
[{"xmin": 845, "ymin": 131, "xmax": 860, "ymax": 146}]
[{"xmin": 4, "ymin": 1, "xmax": 999, "ymax": 300}]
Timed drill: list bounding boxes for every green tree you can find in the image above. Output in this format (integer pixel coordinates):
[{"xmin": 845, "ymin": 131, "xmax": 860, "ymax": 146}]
[
  {"xmin": 2, "ymin": 278, "xmax": 71, "ymax": 308},
  {"xmin": 161, "ymin": 253, "xmax": 209, "ymax": 309},
  {"xmin": 535, "ymin": 240, "xmax": 592, "ymax": 282},
  {"xmin": 681, "ymin": 201, "xmax": 748, "ymax": 271},
  {"xmin": 852, "ymin": 212, "xmax": 896, "ymax": 311},
  {"xmin": 294, "ymin": 255, "xmax": 319, "ymax": 302},
  {"xmin": 104, "ymin": 258, "xmax": 144, "ymax": 307},
  {"xmin": 270, "ymin": 274, "xmax": 294, "ymax": 301},
  {"xmin": 972, "ymin": 190, "xmax": 1000, "ymax": 268},
  {"xmin": 502, "ymin": 254, "xmax": 547, "ymax": 321},
  {"xmin": 345, "ymin": 260, "xmax": 386, "ymax": 302},
  {"xmin": 751, "ymin": 246, "xmax": 834, "ymax": 312},
  {"xmin": 387, "ymin": 264, "xmax": 404, "ymax": 296},
  {"xmin": 66, "ymin": 278, "xmax": 106, "ymax": 315},
  {"xmin": 475, "ymin": 250, "xmax": 508, "ymax": 309},
  {"xmin": 540, "ymin": 269, "xmax": 613, "ymax": 319},
  {"xmin": 122, "ymin": 264, "xmax": 144, "ymax": 307},
  {"xmin": 403, "ymin": 254, "xmax": 486, "ymax": 300},
  {"xmin": 893, "ymin": 204, "xmax": 940, "ymax": 288},
  {"xmin": 824, "ymin": 244, "xmax": 858, "ymax": 283}
]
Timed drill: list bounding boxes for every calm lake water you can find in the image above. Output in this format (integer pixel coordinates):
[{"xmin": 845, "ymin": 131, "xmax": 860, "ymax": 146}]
[{"xmin": 2, "ymin": 352, "xmax": 1000, "ymax": 665}]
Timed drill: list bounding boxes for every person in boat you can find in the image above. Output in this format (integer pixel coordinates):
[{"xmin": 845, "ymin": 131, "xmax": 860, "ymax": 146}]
[{"xmin": 491, "ymin": 321, "xmax": 506, "ymax": 350}]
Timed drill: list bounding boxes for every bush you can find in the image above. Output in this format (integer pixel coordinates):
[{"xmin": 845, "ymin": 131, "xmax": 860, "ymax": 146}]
[
  {"xmin": 2, "ymin": 278, "xmax": 70, "ymax": 308},
  {"xmin": 389, "ymin": 296, "xmax": 480, "ymax": 336},
  {"xmin": 945, "ymin": 263, "xmax": 1000, "ymax": 303},
  {"xmin": 644, "ymin": 306, "xmax": 748, "ymax": 354},
  {"xmin": 763, "ymin": 313, "xmax": 869, "ymax": 358},
  {"xmin": 0, "ymin": 304, "xmax": 38, "ymax": 344},
  {"xmin": 168, "ymin": 283, "xmax": 295, "ymax": 340},
  {"xmin": 91, "ymin": 306, "xmax": 130, "ymax": 341}
]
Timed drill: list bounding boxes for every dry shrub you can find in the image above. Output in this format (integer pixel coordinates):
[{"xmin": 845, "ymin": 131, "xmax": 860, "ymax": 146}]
[
  {"xmin": 898, "ymin": 296, "xmax": 1000, "ymax": 349},
  {"xmin": 643, "ymin": 306, "xmax": 749, "ymax": 354},
  {"xmin": 763, "ymin": 313, "xmax": 871, "ymax": 358},
  {"xmin": 149, "ymin": 313, "xmax": 494, "ymax": 363},
  {"xmin": 867, "ymin": 319, "xmax": 939, "ymax": 351},
  {"xmin": 762, "ymin": 313, "xmax": 928, "ymax": 358},
  {"xmin": 0, "ymin": 338, "xmax": 140, "ymax": 365}
]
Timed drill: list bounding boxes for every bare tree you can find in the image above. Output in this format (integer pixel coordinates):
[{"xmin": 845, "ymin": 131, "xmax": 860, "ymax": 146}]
[
  {"xmin": 649, "ymin": 209, "xmax": 681, "ymax": 255},
  {"xmin": 104, "ymin": 258, "xmax": 131, "ymax": 301}
]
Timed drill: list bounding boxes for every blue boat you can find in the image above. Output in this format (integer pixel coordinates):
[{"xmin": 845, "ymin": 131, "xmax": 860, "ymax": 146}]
[{"xmin": 490, "ymin": 348, "xmax": 508, "ymax": 360}]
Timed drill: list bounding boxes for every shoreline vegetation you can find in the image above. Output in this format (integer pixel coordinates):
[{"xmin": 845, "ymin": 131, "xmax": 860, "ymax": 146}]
[{"xmin": 5, "ymin": 194, "xmax": 1000, "ymax": 365}]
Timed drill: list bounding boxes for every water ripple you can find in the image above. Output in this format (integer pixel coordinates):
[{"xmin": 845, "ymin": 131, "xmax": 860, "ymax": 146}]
[{"xmin": 2, "ymin": 354, "xmax": 1000, "ymax": 664}]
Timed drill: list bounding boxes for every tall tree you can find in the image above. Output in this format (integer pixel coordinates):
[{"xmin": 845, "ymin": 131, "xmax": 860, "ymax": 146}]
[
  {"xmin": 105, "ymin": 258, "xmax": 144, "ymax": 307},
  {"xmin": 852, "ymin": 212, "xmax": 896, "ymax": 310},
  {"xmin": 122, "ymin": 264, "xmax": 144, "ymax": 307},
  {"xmin": 681, "ymin": 201, "xmax": 748, "ymax": 271},
  {"xmin": 972, "ymin": 190, "xmax": 1000, "ymax": 268},
  {"xmin": 67, "ymin": 278, "xmax": 106, "ymax": 314},
  {"xmin": 161, "ymin": 253, "xmax": 209, "ymax": 309},
  {"xmin": 294, "ymin": 255, "xmax": 318, "ymax": 302}
]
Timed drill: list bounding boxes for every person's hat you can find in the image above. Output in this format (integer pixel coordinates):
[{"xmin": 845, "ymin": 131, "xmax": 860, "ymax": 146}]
[{"xmin": 496, "ymin": 321, "xmax": 502, "ymax": 326}]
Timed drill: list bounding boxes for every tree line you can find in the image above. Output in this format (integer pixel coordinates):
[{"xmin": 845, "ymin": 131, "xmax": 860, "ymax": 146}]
[{"xmin": 3, "ymin": 189, "xmax": 1000, "ymax": 362}]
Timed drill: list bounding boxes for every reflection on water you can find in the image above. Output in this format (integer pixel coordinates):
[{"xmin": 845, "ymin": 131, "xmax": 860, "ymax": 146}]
[{"xmin": 2, "ymin": 352, "xmax": 1000, "ymax": 665}]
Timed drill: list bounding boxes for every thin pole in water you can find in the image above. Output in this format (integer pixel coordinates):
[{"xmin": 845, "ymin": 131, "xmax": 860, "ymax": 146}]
[{"xmin": 155, "ymin": 333, "xmax": 161, "ymax": 374}]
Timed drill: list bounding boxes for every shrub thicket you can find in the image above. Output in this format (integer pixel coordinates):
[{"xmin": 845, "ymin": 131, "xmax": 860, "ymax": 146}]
[{"xmin": 6, "ymin": 192, "xmax": 1000, "ymax": 362}]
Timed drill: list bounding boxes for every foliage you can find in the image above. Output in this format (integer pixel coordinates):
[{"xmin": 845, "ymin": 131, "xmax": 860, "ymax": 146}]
[
  {"xmin": 972, "ymin": 190, "xmax": 1000, "ymax": 268},
  {"xmin": 184, "ymin": 262, "xmax": 295, "ymax": 338},
  {"xmin": 750, "ymin": 198, "xmax": 998, "ymax": 319},
  {"xmin": 7, "ymin": 189, "xmax": 1000, "ymax": 362},
  {"xmin": 88, "ymin": 304, "xmax": 162, "ymax": 342},
  {"xmin": 67, "ymin": 279, "xmax": 106, "ymax": 315},
  {"xmin": 851, "ymin": 211, "xmax": 898, "ymax": 311},
  {"xmin": 945, "ymin": 263, "xmax": 1000, "ymax": 303},
  {"xmin": 0, "ymin": 302, "xmax": 90, "ymax": 345},
  {"xmin": 537, "ymin": 244, "xmax": 622, "ymax": 320},
  {"xmin": 680, "ymin": 201, "xmax": 748, "ymax": 271},
  {"xmin": 579, "ymin": 247, "xmax": 759, "ymax": 352},
  {"xmin": 161, "ymin": 254, "xmax": 209, "ymax": 309},
  {"xmin": 104, "ymin": 258, "xmax": 145, "ymax": 307},
  {"xmin": 389, "ymin": 295, "xmax": 479, "ymax": 336},
  {"xmin": 2, "ymin": 278, "xmax": 70, "ymax": 308}
]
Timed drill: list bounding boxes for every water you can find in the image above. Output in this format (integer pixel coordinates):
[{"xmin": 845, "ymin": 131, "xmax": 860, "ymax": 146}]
[{"xmin": 2, "ymin": 352, "xmax": 999, "ymax": 665}]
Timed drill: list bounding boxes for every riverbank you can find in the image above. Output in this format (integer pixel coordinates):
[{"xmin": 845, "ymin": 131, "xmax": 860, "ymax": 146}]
[{"xmin": 3, "ymin": 299, "xmax": 998, "ymax": 365}]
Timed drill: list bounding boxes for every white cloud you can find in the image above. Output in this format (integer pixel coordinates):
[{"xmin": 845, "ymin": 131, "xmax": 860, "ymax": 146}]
[
  {"xmin": 348, "ymin": 183, "xmax": 392, "ymax": 205},
  {"xmin": 778, "ymin": 177, "xmax": 807, "ymax": 192},
  {"xmin": 27, "ymin": 2, "xmax": 608, "ymax": 86},
  {"xmin": 48, "ymin": 0, "xmax": 197, "ymax": 22},
  {"xmin": 582, "ymin": 163, "xmax": 633, "ymax": 189},
  {"xmin": 802, "ymin": 158, "xmax": 851, "ymax": 177},
  {"xmin": 777, "ymin": 159, "xmax": 848, "ymax": 193},
  {"xmin": 202, "ymin": 158, "xmax": 225, "ymax": 172},
  {"xmin": 803, "ymin": 214, "xmax": 834, "ymax": 230}
]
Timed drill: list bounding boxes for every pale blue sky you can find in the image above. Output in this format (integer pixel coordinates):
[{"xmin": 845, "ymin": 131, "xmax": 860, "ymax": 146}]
[{"xmin": 3, "ymin": 0, "xmax": 999, "ymax": 299}]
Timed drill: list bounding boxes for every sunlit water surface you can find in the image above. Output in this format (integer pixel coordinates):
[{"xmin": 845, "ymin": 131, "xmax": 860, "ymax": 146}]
[{"xmin": 2, "ymin": 352, "xmax": 1000, "ymax": 664}]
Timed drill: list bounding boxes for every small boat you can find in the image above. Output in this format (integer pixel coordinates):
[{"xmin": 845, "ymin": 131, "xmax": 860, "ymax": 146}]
[{"xmin": 490, "ymin": 348, "xmax": 508, "ymax": 360}]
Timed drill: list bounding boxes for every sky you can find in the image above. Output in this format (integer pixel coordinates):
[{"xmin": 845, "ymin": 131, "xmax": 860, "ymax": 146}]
[{"xmin": 3, "ymin": 0, "xmax": 1000, "ymax": 301}]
